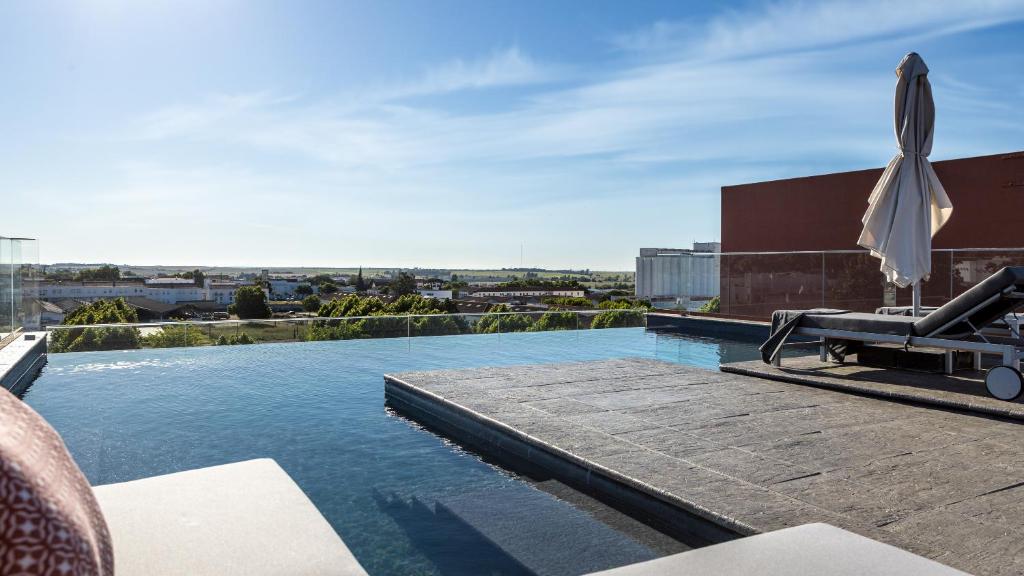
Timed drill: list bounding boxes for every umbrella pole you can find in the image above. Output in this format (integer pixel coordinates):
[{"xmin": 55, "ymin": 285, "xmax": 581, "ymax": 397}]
[{"xmin": 912, "ymin": 282, "xmax": 922, "ymax": 316}]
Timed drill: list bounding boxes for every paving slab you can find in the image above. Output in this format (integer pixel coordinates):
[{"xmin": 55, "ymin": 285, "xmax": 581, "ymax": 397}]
[
  {"xmin": 386, "ymin": 357, "xmax": 1024, "ymax": 576},
  {"xmin": 722, "ymin": 355, "xmax": 1024, "ymax": 421}
]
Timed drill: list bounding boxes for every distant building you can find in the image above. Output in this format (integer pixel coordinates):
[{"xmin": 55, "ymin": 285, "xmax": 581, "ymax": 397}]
[
  {"xmin": 417, "ymin": 289, "xmax": 453, "ymax": 299},
  {"xmin": 635, "ymin": 243, "xmax": 720, "ymax": 308},
  {"xmin": 469, "ymin": 288, "xmax": 586, "ymax": 299},
  {"xmin": 34, "ymin": 278, "xmax": 249, "ymax": 307},
  {"xmin": 36, "ymin": 300, "xmax": 65, "ymax": 327},
  {"xmin": 267, "ymin": 278, "xmax": 315, "ymax": 300}
]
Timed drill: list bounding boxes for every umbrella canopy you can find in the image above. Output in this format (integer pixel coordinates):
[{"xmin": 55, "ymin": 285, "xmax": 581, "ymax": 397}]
[{"xmin": 858, "ymin": 52, "xmax": 953, "ymax": 289}]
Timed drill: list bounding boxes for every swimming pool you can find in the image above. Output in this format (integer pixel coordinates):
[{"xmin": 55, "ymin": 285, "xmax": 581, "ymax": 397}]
[{"xmin": 24, "ymin": 327, "xmax": 760, "ymax": 575}]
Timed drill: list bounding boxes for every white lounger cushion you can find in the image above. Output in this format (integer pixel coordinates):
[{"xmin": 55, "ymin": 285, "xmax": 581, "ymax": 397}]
[
  {"xmin": 585, "ymin": 523, "xmax": 967, "ymax": 576},
  {"xmin": 92, "ymin": 458, "xmax": 368, "ymax": 576}
]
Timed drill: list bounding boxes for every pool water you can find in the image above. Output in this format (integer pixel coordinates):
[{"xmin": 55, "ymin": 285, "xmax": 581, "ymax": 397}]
[{"xmin": 24, "ymin": 328, "xmax": 760, "ymax": 575}]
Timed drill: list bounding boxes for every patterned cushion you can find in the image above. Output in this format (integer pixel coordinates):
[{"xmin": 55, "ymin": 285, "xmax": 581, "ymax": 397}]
[{"xmin": 0, "ymin": 387, "xmax": 113, "ymax": 575}]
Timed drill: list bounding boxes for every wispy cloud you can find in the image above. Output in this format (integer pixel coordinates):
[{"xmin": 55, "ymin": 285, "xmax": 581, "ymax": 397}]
[
  {"xmin": 613, "ymin": 0, "xmax": 1024, "ymax": 59},
  {"xmin": 72, "ymin": 0, "xmax": 1024, "ymax": 267}
]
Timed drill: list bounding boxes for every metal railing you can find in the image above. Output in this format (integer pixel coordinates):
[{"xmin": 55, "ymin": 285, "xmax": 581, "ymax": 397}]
[{"xmin": 44, "ymin": 309, "xmax": 650, "ymax": 353}]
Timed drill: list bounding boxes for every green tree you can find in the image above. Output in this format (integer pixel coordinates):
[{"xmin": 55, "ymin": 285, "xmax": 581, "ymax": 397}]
[
  {"xmin": 233, "ymin": 285, "xmax": 271, "ymax": 319},
  {"xmin": 591, "ymin": 310, "xmax": 645, "ymax": 329},
  {"xmin": 391, "ymin": 272, "xmax": 417, "ymax": 297},
  {"xmin": 475, "ymin": 304, "xmax": 534, "ymax": 334},
  {"xmin": 295, "ymin": 284, "xmax": 314, "ymax": 297},
  {"xmin": 142, "ymin": 325, "xmax": 211, "ymax": 348},
  {"xmin": 529, "ymin": 311, "xmax": 577, "ymax": 332},
  {"xmin": 354, "ymin": 267, "xmax": 367, "ymax": 292},
  {"xmin": 307, "ymin": 293, "xmax": 466, "ymax": 341},
  {"xmin": 302, "ymin": 295, "xmax": 321, "ymax": 312},
  {"xmin": 49, "ymin": 298, "xmax": 141, "ymax": 352},
  {"xmin": 541, "ymin": 296, "xmax": 593, "ymax": 308},
  {"xmin": 599, "ymin": 298, "xmax": 652, "ymax": 310},
  {"xmin": 74, "ymin": 265, "xmax": 121, "ymax": 282}
]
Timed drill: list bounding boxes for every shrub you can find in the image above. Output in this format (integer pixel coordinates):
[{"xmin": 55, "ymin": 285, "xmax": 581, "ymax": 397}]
[
  {"xmin": 142, "ymin": 325, "xmax": 211, "ymax": 348},
  {"xmin": 475, "ymin": 304, "xmax": 534, "ymax": 334},
  {"xmin": 591, "ymin": 310, "xmax": 645, "ymax": 329},
  {"xmin": 698, "ymin": 296, "xmax": 720, "ymax": 313},
  {"xmin": 49, "ymin": 298, "xmax": 141, "ymax": 352},
  {"xmin": 302, "ymin": 295, "xmax": 321, "ymax": 312},
  {"xmin": 215, "ymin": 332, "xmax": 256, "ymax": 345},
  {"xmin": 529, "ymin": 311, "xmax": 577, "ymax": 332}
]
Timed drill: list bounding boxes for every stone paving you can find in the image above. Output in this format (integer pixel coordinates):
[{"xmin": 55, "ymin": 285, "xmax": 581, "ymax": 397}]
[
  {"xmin": 386, "ymin": 358, "xmax": 1024, "ymax": 576},
  {"xmin": 723, "ymin": 355, "xmax": 1024, "ymax": 421}
]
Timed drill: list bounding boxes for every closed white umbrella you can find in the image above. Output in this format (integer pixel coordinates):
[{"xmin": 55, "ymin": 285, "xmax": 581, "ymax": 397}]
[{"xmin": 858, "ymin": 52, "xmax": 953, "ymax": 315}]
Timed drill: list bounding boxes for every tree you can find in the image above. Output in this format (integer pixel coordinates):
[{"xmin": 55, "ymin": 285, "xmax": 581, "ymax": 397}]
[
  {"xmin": 233, "ymin": 285, "xmax": 271, "ymax": 319},
  {"xmin": 391, "ymin": 272, "xmax": 417, "ymax": 297},
  {"xmin": 355, "ymin": 267, "xmax": 367, "ymax": 292},
  {"xmin": 49, "ymin": 298, "xmax": 141, "ymax": 352},
  {"xmin": 192, "ymin": 269, "xmax": 206, "ymax": 287},
  {"xmin": 295, "ymin": 284, "xmax": 314, "ymax": 297},
  {"xmin": 475, "ymin": 304, "xmax": 533, "ymax": 334},
  {"xmin": 75, "ymin": 265, "xmax": 121, "ymax": 282},
  {"xmin": 591, "ymin": 310, "xmax": 644, "ymax": 329},
  {"xmin": 142, "ymin": 324, "xmax": 211, "ymax": 348},
  {"xmin": 529, "ymin": 311, "xmax": 577, "ymax": 332},
  {"xmin": 302, "ymin": 295, "xmax": 321, "ymax": 312}
]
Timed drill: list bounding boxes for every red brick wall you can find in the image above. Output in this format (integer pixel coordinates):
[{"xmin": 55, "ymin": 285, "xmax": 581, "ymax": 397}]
[{"xmin": 721, "ymin": 151, "xmax": 1024, "ymax": 252}]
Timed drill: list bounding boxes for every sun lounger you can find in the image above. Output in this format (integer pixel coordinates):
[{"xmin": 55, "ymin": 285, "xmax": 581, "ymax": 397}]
[{"xmin": 761, "ymin": 267, "xmax": 1024, "ymax": 401}]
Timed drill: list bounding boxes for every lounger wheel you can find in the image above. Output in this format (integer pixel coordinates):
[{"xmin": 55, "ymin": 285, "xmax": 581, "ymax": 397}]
[{"xmin": 985, "ymin": 365, "xmax": 1024, "ymax": 401}]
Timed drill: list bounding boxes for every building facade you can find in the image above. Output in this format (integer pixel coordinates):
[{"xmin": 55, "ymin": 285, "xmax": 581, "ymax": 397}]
[
  {"xmin": 719, "ymin": 150, "xmax": 1024, "ymax": 319},
  {"xmin": 635, "ymin": 243, "xmax": 720, "ymax": 308},
  {"xmin": 469, "ymin": 289, "xmax": 586, "ymax": 299},
  {"xmin": 34, "ymin": 278, "xmax": 249, "ymax": 307}
]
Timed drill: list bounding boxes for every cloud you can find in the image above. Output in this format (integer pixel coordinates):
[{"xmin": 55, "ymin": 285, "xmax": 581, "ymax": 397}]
[
  {"xmin": 90, "ymin": 1, "xmax": 1024, "ymax": 267},
  {"xmin": 614, "ymin": 0, "xmax": 1024, "ymax": 60}
]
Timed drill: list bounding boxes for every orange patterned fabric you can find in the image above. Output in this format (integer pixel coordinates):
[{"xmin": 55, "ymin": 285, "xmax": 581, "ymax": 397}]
[{"xmin": 0, "ymin": 387, "xmax": 113, "ymax": 575}]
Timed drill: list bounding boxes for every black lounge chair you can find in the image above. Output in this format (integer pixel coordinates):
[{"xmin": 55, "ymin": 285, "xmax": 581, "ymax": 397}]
[{"xmin": 761, "ymin": 267, "xmax": 1024, "ymax": 401}]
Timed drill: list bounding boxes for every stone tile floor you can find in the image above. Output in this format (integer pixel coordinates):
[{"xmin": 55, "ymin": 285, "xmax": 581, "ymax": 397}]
[{"xmin": 387, "ymin": 358, "xmax": 1024, "ymax": 576}]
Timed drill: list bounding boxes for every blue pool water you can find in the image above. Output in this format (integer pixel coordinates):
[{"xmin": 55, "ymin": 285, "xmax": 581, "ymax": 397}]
[{"xmin": 24, "ymin": 328, "xmax": 760, "ymax": 575}]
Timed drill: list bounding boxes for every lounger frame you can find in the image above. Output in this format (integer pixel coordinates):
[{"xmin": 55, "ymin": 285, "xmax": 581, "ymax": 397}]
[{"xmin": 773, "ymin": 288, "xmax": 1024, "ymax": 375}]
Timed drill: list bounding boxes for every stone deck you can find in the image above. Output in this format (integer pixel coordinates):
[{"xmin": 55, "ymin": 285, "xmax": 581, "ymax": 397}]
[
  {"xmin": 386, "ymin": 358, "xmax": 1024, "ymax": 576},
  {"xmin": 723, "ymin": 355, "xmax": 1024, "ymax": 421}
]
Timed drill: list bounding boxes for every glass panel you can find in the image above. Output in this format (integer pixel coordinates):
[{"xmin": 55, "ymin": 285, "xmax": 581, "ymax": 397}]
[
  {"xmin": 822, "ymin": 252, "xmax": 887, "ymax": 312},
  {"xmin": 720, "ymin": 253, "xmax": 823, "ymax": 319},
  {"xmin": 951, "ymin": 250, "xmax": 1024, "ymax": 295},
  {"xmin": 0, "ymin": 239, "xmax": 11, "ymax": 333}
]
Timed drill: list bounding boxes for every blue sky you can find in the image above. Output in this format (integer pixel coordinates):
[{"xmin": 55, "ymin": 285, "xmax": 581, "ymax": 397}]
[{"xmin": 2, "ymin": 0, "xmax": 1023, "ymax": 270}]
